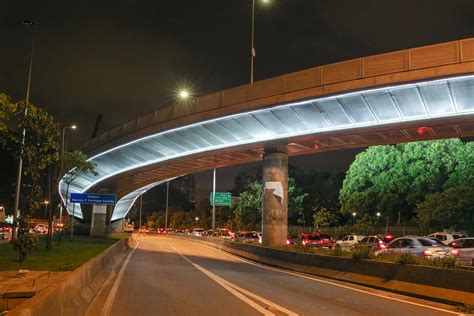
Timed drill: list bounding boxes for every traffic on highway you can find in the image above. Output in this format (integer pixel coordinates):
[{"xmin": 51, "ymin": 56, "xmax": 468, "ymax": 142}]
[
  {"xmin": 137, "ymin": 227, "xmax": 474, "ymax": 267},
  {"xmin": 86, "ymin": 235, "xmax": 464, "ymax": 316}
]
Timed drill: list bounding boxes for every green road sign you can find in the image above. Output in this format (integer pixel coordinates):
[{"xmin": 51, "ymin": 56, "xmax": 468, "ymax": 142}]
[{"xmin": 210, "ymin": 192, "xmax": 232, "ymax": 206}]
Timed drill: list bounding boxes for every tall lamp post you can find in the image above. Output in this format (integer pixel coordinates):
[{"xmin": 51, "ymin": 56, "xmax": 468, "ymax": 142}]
[
  {"xmin": 352, "ymin": 212, "xmax": 357, "ymax": 226},
  {"xmin": 250, "ymin": 0, "xmax": 271, "ymax": 83},
  {"xmin": 13, "ymin": 20, "xmax": 35, "ymax": 226},
  {"xmin": 59, "ymin": 125, "xmax": 76, "ymax": 226}
]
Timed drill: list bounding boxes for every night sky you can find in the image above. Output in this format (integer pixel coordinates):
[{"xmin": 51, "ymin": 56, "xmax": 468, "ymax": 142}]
[{"xmin": 1, "ymin": 0, "xmax": 474, "ymax": 199}]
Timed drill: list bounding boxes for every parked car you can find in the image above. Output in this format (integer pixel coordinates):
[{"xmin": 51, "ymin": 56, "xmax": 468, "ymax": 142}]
[
  {"xmin": 354, "ymin": 235, "xmax": 386, "ymax": 250},
  {"xmin": 448, "ymin": 238, "xmax": 474, "ymax": 266},
  {"xmin": 335, "ymin": 234, "xmax": 365, "ymax": 249},
  {"xmin": 301, "ymin": 233, "xmax": 334, "ymax": 248},
  {"xmin": 375, "ymin": 236, "xmax": 449, "ymax": 258},
  {"xmin": 427, "ymin": 232, "xmax": 468, "ymax": 245}
]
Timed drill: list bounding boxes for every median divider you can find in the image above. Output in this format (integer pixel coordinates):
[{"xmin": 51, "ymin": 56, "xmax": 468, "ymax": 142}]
[
  {"xmin": 9, "ymin": 237, "xmax": 136, "ymax": 316},
  {"xmin": 177, "ymin": 235, "xmax": 474, "ymax": 305}
]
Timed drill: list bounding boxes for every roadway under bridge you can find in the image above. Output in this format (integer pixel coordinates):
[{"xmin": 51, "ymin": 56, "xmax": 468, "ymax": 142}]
[{"xmin": 60, "ymin": 38, "xmax": 474, "ymax": 246}]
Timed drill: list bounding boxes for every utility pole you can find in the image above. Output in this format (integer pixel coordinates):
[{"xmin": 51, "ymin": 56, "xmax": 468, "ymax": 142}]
[{"xmin": 139, "ymin": 194, "xmax": 143, "ymax": 229}]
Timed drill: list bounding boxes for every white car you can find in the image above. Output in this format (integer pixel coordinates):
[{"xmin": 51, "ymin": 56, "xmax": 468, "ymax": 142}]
[
  {"xmin": 35, "ymin": 224, "xmax": 48, "ymax": 234},
  {"xmin": 449, "ymin": 238, "xmax": 474, "ymax": 266},
  {"xmin": 376, "ymin": 236, "xmax": 449, "ymax": 258},
  {"xmin": 335, "ymin": 234, "xmax": 365, "ymax": 249},
  {"xmin": 427, "ymin": 232, "xmax": 468, "ymax": 246},
  {"xmin": 192, "ymin": 228, "xmax": 205, "ymax": 236}
]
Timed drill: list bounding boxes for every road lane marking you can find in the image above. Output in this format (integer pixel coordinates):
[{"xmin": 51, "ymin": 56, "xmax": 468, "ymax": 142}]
[
  {"xmin": 193, "ymin": 241, "xmax": 462, "ymax": 316},
  {"xmin": 101, "ymin": 241, "xmax": 139, "ymax": 316},
  {"xmin": 170, "ymin": 244, "xmax": 299, "ymax": 316}
]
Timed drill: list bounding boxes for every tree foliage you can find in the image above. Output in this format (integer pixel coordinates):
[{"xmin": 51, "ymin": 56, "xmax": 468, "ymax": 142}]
[
  {"xmin": 0, "ymin": 93, "xmax": 59, "ymax": 214},
  {"xmin": 416, "ymin": 186, "xmax": 474, "ymax": 234},
  {"xmin": 340, "ymin": 139, "xmax": 472, "ymax": 223},
  {"xmin": 11, "ymin": 217, "xmax": 39, "ymax": 262},
  {"xmin": 230, "ymin": 177, "xmax": 307, "ymax": 230}
]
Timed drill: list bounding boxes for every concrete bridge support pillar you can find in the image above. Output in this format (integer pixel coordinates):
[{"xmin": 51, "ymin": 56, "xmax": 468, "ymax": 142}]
[
  {"xmin": 262, "ymin": 146, "xmax": 288, "ymax": 247},
  {"xmin": 90, "ymin": 205, "xmax": 107, "ymax": 237}
]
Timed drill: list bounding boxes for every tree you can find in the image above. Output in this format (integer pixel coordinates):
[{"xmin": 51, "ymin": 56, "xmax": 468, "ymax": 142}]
[
  {"xmin": 313, "ymin": 207, "xmax": 337, "ymax": 228},
  {"xmin": 416, "ymin": 186, "xmax": 474, "ymax": 234},
  {"xmin": 340, "ymin": 139, "xmax": 470, "ymax": 224},
  {"xmin": 0, "ymin": 94, "xmax": 59, "ymax": 216},
  {"xmin": 62, "ymin": 151, "xmax": 98, "ymax": 210},
  {"xmin": 230, "ymin": 177, "xmax": 307, "ymax": 230},
  {"xmin": 11, "ymin": 217, "xmax": 39, "ymax": 262},
  {"xmin": 58, "ymin": 151, "xmax": 97, "ymax": 244},
  {"xmin": 148, "ymin": 211, "xmax": 166, "ymax": 228}
]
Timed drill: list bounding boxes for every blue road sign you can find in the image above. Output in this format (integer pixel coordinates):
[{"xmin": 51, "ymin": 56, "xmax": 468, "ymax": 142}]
[{"xmin": 70, "ymin": 193, "xmax": 116, "ymax": 205}]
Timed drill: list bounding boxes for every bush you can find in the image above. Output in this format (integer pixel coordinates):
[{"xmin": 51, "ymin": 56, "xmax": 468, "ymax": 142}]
[
  {"xmin": 425, "ymin": 256, "xmax": 458, "ymax": 269},
  {"xmin": 351, "ymin": 247, "xmax": 373, "ymax": 260},
  {"xmin": 394, "ymin": 252, "xmax": 419, "ymax": 265}
]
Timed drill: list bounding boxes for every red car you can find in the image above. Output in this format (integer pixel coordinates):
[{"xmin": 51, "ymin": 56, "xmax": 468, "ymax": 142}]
[{"xmin": 301, "ymin": 233, "xmax": 334, "ymax": 248}]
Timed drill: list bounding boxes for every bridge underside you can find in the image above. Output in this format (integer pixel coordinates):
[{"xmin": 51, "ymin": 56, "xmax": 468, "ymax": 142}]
[
  {"xmin": 103, "ymin": 114, "xmax": 474, "ymax": 220},
  {"xmin": 61, "ymin": 74, "xmax": 474, "ymax": 220}
]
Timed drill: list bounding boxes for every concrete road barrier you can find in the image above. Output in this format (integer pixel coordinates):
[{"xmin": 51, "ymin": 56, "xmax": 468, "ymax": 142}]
[
  {"xmin": 179, "ymin": 235, "xmax": 474, "ymax": 305},
  {"xmin": 9, "ymin": 237, "xmax": 135, "ymax": 316}
]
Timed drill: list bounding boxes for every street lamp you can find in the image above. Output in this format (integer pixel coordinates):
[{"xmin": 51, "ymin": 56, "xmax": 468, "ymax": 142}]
[
  {"xmin": 352, "ymin": 212, "xmax": 357, "ymax": 225},
  {"xmin": 59, "ymin": 124, "xmax": 76, "ymax": 226},
  {"xmin": 195, "ymin": 216, "xmax": 199, "ymax": 222},
  {"xmin": 13, "ymin": 20, "xmax": 35, "ymax": 226},
  {"xmin": 250, "ymin": 0, "xmax": 272, "ymax": 83},
  {"xmin": 179, "ymin": 90, "xmax": 189, "ymax": 100},
  {"xmin": 43, "ymin": 200, "xmax": 50, "ymax": 219}
]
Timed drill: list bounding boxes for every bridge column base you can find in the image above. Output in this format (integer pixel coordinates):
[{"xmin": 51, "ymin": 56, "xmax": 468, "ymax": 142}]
[
  {"xmin": 90, "ymin": 205, "xmax": 107, "ymax": 237},
  {"xmin": 262, "ymin": 146, "xmax": 288, "ymax": 247}
]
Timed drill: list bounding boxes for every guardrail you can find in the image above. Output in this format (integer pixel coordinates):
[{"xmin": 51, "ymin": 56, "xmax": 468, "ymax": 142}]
[{"xmin": 82, "ymin": 38, "xmax": 474, "ymax": 153}]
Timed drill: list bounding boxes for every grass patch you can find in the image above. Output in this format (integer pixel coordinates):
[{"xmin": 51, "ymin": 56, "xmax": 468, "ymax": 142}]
[
  {"xmin": 456, "ymin": 304, "xmax": 474, "ymax": 313},
  {"xmin": 0, "ymin": 236, "xmax": 116, "ymax": 271}
]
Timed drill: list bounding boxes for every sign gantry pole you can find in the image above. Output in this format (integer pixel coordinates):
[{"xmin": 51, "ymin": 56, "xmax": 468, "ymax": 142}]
[{"xmin": 212, "ymin": 169, "xmax": 216, "ymax": 235}]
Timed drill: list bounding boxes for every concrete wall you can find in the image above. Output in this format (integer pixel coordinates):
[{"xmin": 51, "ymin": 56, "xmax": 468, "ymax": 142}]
[
  {"xmin": 181, "ymin": 236, "xmax": 474, "ymax": 305},
  {"xmin": 9, "ymin": 237, "xmax": 135, "ymax": 316}
]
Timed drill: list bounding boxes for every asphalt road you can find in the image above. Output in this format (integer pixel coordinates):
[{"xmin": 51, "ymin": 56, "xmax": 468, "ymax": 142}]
[{"xmin": 87, "ymin": 236, "xmax": 463, "ymax": 316}]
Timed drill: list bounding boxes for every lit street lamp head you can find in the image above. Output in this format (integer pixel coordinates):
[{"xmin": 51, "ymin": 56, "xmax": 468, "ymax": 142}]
[
  {"xmin": 71, "ymin": 125, "xmax": 77, "ymax": 129},
  {"xmin": 179, "ymin": 90, "xmax": 189, "ymax": 99}
]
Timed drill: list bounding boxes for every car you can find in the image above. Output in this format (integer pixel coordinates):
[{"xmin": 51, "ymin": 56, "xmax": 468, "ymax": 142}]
[
  {"xmin": 354, "ymin": 235, "xmax": 386, "ymax": 250},
  {"xmin": 216, "ymin": 228, "xmax": 233, "ymax": 239},
  {"xmin": 448, "ymin": 238, "xmax": 474, "ymax": 266},
  {"xmin": 240, "ymin": 231, "xmax": 259, "ymax": 243},
  {"xmin": 192, "ymin": 228, "xmax": 205, "ymax": 236},
  {"xmin": 35, "ymin": 224, "xmax": 48, "ymax": 234},
  {"xmin": 301, "ymin": 233, "xmax": 334, "ymax": 248},
  {"xmin": 286, "ymin": 233, "xmax": 300, "ymax": 245},
  {"xmin": 335, "ymin": 234, "xmax": 365, "ymax": 249},
  {"xmin": 0, "ymin": 225, "xmax": 12, "ymax": 240},
  {"xmin": 427, "ymin": 232, "xmax": 468, "ymax": 245},
  {"xmin": 375, "ymin": 236, "xmax": 450, "ymax": 258}
]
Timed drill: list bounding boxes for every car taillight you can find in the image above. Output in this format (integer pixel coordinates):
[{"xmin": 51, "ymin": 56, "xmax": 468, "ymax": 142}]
[
  {"xmin": 451, "ymin": 242, "xmax": 458, "ymax": 248},
  {"xmin": 423, "ymin": 250, "xmax": 433, "ymax": 257},
  {"xmin": 451, "ymin": 249, "xmax": 460, "ymax": 257}
]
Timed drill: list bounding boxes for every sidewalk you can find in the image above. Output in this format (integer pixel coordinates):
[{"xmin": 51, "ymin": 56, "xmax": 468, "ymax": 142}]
[{"xmin": 0, "ymin": 270, "xmax": 70, "ymax": 312}]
